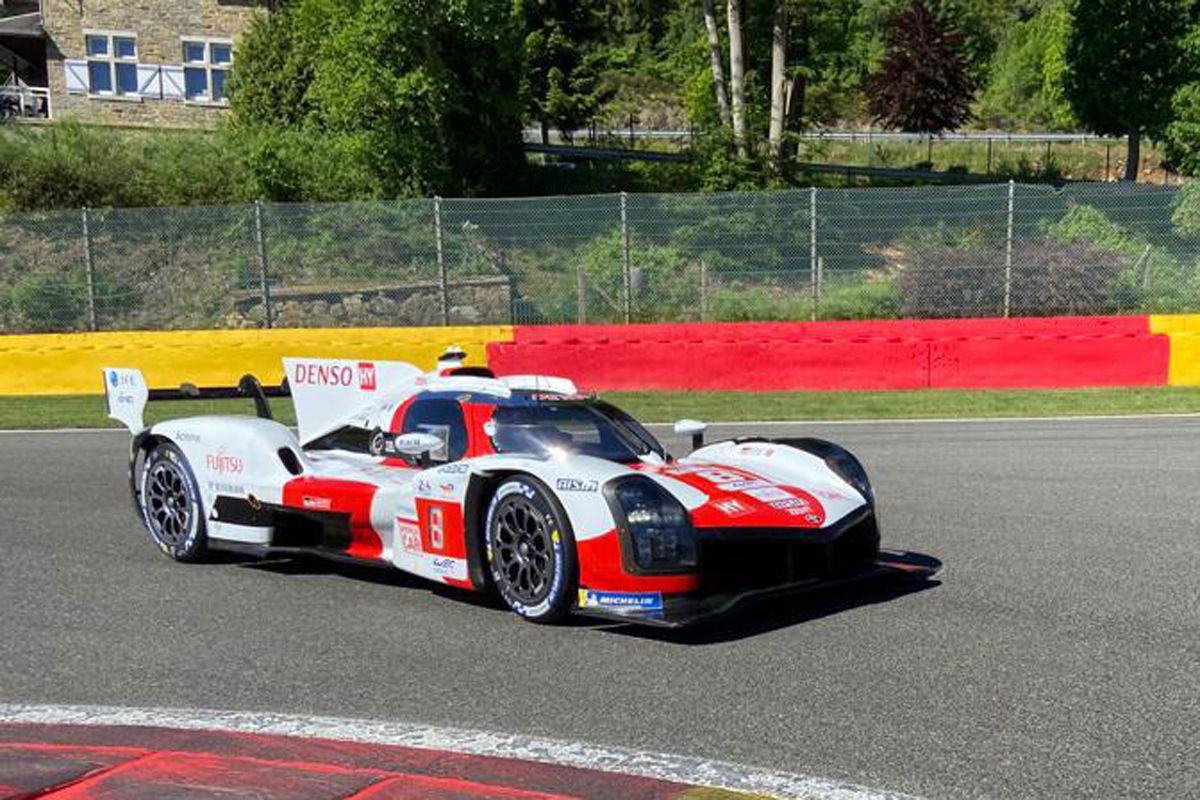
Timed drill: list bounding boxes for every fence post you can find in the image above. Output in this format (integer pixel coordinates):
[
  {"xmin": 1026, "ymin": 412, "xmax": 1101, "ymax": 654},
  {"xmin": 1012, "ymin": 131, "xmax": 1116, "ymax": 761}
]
[
  {"xmin": 1004, "ymin": 179, "xmax": 1015, "ymax": 318},
  {"xmin": 699, "ymin": 258, "xmax": 708, "ymax": 321},
  {"xmin": 253, "ymin": 200, "xmax": 273, "ymax": 329},
  {"xmin": 434, "ymin": 196, "xmax": 449, "ymax": 325},
  {"xmin": 81, "ymin": 207, "xmax": 97, "ymax": 332},
  {"xmin": 809, "ymin": 186, "xmax": 818, "ymax": 321},
  {"xmin": 620, "ymin": 191, "xmax": 631, "ymax": 323},
  {"xmin": 576, "ymin": 264, "xmax": 586, "ymax": 324}
]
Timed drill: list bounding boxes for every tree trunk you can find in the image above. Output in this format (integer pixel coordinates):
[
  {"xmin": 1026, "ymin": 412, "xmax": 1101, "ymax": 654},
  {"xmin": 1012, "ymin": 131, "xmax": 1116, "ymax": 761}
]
[
  {"xmin": 1124, "ymin": 129, "xmax": 1140, "ymax": 182},
  {"xmin": 701, "ymin": 0, "xmax": 732, "ymax": 128},
  {"xmin": 768, "ymin": 0, "xmax": 788, "ymax": 170},
  {"xmin": 727, "ymin": 0, "xmax": 747, "ymax": 157}
]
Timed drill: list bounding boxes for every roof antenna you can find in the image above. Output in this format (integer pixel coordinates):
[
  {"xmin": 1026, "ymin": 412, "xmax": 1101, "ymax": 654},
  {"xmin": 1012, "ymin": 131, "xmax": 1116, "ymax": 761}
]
[{"xmin": 436, "ymin": 345, "xmax": 467, "ymax": 372}]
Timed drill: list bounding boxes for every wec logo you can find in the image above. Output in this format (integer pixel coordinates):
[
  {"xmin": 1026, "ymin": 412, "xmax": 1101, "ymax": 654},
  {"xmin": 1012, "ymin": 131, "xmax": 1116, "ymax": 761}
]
[{"xmin": 293, "ymin": 362, "xmax": 377, "ymax": 391}]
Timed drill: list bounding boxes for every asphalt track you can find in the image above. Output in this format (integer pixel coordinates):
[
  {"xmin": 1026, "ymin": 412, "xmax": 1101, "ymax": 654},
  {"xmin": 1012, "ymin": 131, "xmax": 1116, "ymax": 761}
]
[{"xmin": 2, "ymin": 417, "xmax": 1199, "ymax": 799}]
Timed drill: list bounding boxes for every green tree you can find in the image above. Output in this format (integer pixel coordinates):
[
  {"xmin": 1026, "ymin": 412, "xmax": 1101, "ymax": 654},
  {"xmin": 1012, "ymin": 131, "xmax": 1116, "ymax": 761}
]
[
  {"xmin": 978, "ymin": 0, "xmax": 1075, "ymax": 129},
  {"xmin": 229, "ymin": 0, "xmax": 526, "ymax": 198},
  {"xmin": 1064, "ymin": 0, "xmax": 1196, "ymax": 181},
  {"xmin": 1163, "ymin": 25, "xmax": 1200, "ymax": 176},
  {"xmin": 523, "ymin": 0, "xmax": 608, "ymax": 143},
  {"xmin": 863, "ymin": 0, "xmax": 974, "ymax": 133}
]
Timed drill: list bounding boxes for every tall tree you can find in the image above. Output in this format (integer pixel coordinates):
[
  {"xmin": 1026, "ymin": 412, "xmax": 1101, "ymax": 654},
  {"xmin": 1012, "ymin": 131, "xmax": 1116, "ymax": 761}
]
[
  {"xmin": 1065, "ymin": 0, "xmax": 1195, "ymax": 181},
  {"xmin": 863, "ymin": 0, "xmax": 974, "ymax": 134},
  {"xmin": 767, "ymin": 0, "xmax": 788, "ymax": 168},
  {"xmin": 701, "ymin": 0, "xmax": 733, "ymax": 127},
  {"xmin": 727, "ymin": 0, "xmax": 748, "ymax": 156},
  {"xmin": 523, "ymin": 0, "xmax": 607, "ymax": 144}
]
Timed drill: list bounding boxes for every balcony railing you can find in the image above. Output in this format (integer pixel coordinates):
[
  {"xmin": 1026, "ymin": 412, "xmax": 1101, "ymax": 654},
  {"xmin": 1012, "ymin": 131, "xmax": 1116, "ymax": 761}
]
[{"xmin": 0, "ymin": 83, "xmax": 49, "ymax": 119}]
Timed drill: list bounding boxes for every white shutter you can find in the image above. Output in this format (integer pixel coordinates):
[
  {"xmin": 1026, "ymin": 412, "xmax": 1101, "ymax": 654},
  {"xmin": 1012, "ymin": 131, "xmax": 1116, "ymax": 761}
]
[
  {"xmin": 137, "ymin": 64, "xmax": 162, "ymax": 98},
  {"xmin": 64, "ymin": 59, "xmax": 87, "ymax": 94},
  {"xmin": 161, "ymin": 65, "xmax": 185, "ymax": 100}
]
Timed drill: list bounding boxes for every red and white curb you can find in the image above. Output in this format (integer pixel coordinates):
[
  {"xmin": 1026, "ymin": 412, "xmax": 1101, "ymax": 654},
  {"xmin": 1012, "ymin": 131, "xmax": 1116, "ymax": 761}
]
[{"xmin": 0, "ymin": 704, "xmax": 918, "ymax": 800}]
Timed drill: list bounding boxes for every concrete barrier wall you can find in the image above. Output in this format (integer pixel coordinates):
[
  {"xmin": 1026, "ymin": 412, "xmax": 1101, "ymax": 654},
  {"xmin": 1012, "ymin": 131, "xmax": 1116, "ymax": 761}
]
[
  {"xmin": 0, "ymin": 326, "xmax": 512, "ymax": 395},
  {"xmin": 4, "ymin": 315, "xmax": 1200, "ymax": 396},
  {"xmin": 489, "ymin": 317, "xmax": 1172, "ymax": 391}
]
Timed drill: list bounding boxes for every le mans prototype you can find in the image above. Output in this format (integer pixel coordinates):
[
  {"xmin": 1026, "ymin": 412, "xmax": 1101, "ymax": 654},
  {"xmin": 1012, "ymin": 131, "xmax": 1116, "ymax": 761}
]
[{"xmin": 104, "ymin": 350, "xmax": 937, "ymax": 626}]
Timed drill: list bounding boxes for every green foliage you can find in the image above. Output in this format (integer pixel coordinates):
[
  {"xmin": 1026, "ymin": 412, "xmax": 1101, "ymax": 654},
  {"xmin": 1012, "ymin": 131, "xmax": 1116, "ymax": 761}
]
[
  {"xmin": 1042, "ymin": 204, "xmax": 1195, "ymax": 312},
  {"xmin": 1064, "ymin": 0, "xmax": 1195, "ymax": 139},
  {"xmin": 977, "ymin": 0, "xmax": 1075, "ymax": 130},
  {"xmin": 864, "ymin": 0, "xmax": 975, "ymax": 133},
  {"xmin": 572, "ymin": 230, "xmax": 699, "ymax": 321},
  {"xmin": 230, "ymin": 0, "xmax": 526, "ymax": 198},
  {"xmin": 1163, "ymin": 26, "xmax": 1200, "ymax": 176},
  {"xmin": 10, "ymin": 272, "xmax": 82, "ymax": 331},
  {"xmin": 523, "ymin": 1, "xmax": 609, "ymax": 139},
  {"xmin": 0, "ymin": 124, "xmax": 249, "ymax": 211}
]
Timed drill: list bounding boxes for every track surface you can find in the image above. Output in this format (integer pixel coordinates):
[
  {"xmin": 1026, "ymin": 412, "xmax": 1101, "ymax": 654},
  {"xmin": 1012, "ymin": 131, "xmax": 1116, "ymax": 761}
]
[{"xmin": 2, "ymin": 418, "xmax": 1198, "ymax": 799}]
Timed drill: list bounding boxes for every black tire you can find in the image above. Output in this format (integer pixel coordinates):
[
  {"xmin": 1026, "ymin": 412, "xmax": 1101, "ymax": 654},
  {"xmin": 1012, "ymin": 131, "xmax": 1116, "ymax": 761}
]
[
  {"xmin": 139, "ymin": 441, "xmax": 207, "ymax": 562},
  {"xmin": 485, "ymin": 476, "xmax": 577, "ymax": 623}
]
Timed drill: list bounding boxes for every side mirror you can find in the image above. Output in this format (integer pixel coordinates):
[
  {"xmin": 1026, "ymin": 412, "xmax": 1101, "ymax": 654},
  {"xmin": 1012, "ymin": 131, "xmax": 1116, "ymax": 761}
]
[
  {"xmin": 392, "ymin": 432, "xmax": 443, "ymax": 467},
  {"xmin": 673, "ymin": 419, "xmax": 708, "ymax": 452}
]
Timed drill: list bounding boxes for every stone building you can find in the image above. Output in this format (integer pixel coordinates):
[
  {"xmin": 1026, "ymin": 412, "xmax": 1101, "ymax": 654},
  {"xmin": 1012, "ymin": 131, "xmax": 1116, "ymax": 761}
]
[{"xmin": 1, "ymin": 0, "xmax": 270, "ymax": 127}]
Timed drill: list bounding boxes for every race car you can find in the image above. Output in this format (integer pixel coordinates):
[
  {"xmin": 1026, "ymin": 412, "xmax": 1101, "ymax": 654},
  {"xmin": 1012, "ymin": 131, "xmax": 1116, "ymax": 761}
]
[{"xmin": 103, "ymin": 349, "xmax": 938, "ymax": 626}]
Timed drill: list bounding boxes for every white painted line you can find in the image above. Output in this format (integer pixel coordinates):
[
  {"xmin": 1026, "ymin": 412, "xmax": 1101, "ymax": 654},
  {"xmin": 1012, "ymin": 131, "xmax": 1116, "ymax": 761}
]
[
  {"xmin": 646, "ymin": 412, "xmax": 1200, "ymax": 427},
  {"xmin": 0, "ymin": 703, "xmax": 917, "ymax": 800}
]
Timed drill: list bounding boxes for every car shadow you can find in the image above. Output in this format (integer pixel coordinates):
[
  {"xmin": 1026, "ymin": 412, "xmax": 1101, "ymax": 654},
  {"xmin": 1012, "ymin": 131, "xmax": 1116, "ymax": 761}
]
[
  {"xmin": 592, "ymin": 570, "xmax": 943, "ymax": 645},
  {"xmin": 236, "ymin": 551, "xmax": 942, "ymax": 642}
]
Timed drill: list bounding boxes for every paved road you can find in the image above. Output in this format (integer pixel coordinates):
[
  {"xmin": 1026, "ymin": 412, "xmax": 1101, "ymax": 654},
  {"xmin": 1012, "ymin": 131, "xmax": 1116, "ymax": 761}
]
[{"xmin": 2, "ymin": 418, "xmax": 1198, "ymax": 799}]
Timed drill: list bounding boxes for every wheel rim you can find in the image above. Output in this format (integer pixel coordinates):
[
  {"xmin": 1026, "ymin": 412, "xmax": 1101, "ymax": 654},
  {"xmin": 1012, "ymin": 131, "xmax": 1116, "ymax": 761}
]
[
  {"xmin": 145, "ymin": 459, "xmax": 193, "ymax": 547},
  {"xmin": 493, "ymin": 497, "xmax": 553, "ymax": 605}
]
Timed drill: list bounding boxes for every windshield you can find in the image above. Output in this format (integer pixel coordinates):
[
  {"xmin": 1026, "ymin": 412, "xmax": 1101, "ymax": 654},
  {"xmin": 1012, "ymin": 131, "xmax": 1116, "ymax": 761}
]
[{"xmin": 490, "ymin": 400, "xmax": 664, "ymax": 462}]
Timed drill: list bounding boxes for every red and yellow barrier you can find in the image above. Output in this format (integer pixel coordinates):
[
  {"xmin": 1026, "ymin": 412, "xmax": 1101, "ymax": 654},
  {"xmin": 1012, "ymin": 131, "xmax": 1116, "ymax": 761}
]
[
  {"xmin": 5, "ymin": 314, "xmax": 1200, "ymax": 396},
  {"xmin": 1150, "ymin": 315, "xmax": 1200, "ymax": 386},
  {"xmin": 489, "ymin": 316, "xmax": 1172, "ymax": 392},
  {"xmin": 0, "ymin": 326, "xmax": 513, "ymax": 396}
]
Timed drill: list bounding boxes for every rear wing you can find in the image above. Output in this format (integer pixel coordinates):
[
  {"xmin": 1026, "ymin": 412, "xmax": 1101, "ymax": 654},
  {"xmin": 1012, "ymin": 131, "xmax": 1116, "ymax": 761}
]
[{"xmin": 101, "ymin": 367, "xmax": 287, "ymax": 433}]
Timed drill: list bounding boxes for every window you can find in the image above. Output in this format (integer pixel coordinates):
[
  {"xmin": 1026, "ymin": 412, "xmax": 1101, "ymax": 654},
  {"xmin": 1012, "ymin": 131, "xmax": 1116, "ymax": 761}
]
[
  {"xmin": 84, "ymin": 32, "xmax": 138, "ymax": 96},
  {"xmin": 181, "ymin": 38, "xmax": 232, "ymax": 103},
  {"xmin": 401, "ymin": 398, "xmax": 468, "ymax": 463}
]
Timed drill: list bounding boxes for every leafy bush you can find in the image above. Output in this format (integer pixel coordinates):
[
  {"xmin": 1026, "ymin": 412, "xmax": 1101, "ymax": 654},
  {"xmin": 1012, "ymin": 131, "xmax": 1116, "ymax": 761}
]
[
  {"xmin": 572, "ymin": 230, "xmax": 699, "ymax": 322},
  {"xmin": 896, "ymin": 236, "xmax": 1125, "ymax": 318},
  {"xmin": 1043, "ymin": 204, "xmax": 1195, "ymax": 312},
  {"xmin": 10, "ymin": 272, "xmax": 83, "ymax": 331}
]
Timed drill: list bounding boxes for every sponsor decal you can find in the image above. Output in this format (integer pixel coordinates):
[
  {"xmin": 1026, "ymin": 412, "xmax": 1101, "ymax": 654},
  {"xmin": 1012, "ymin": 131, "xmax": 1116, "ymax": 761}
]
[
  {"xmin": 555, "ymin": 478, "xmax": 599, "ymax": 492},
  {"xmin": 415, "ymin": 478, "xmax": 434, "ymax": 494},
  {"xmin": 769, "ymin": 497, "xmax": 811, "ymax": 510},
  {"xmin": 814, "ymin": 488, "xmax": 850, "ymax": 501},
  {"xmin": 107, "ymin": 370, "xmax": 138, "ymax": 388},
  {"xmin": 717, "ymin": 478, "xmax": 772, "ymax": 492},
  {"xmin": 430, "ymin": 556, "xmax": 457, "ymax": 574},
  {"xmin": 437, "ymin": 463, "xmax": 469, "ymax": 475},
  {"xmin": 744, "ymin": 486, "xmax": 792, "ymax": 502},
  {"xmin": 173, "ymin": 431, "xmax": 201, "ymax": 443},
  {"xmin": 206, "ymin": 481, "xmax": 245, "ymax": 495},
  {"xmin": 694, "ymin": 468, "xmax": 745, "ymax": 484},
  {"xmin": 204, "ymin": 448, "xmax": 243, "ymax": 475},
  {"xmin": 396, "ymin": 518, "xmax": 422, "ymax": 554},
  {"xmin": 438, "ymin": 483, "xmax": 455, "ymax": 495},
  {"xmin": 357, "ymin": 362, "xmax": 377, "ymax": 391},
  {"xmin": 713, "ymin": 498, "xmax": 752, "ymax": 517},
  {"xmin": 578, "ymin": 589, "xmax": 664, "ymax": 612},
  {"xmin": 737, "ymin": 444, "xmax": 777, "ymax": 457},
  {"xmin": 115, "ymin": 392, "xmax": 135, "ymax": 407},
  {"xmin": 108, "ymin": 370, "xmax": 118, "ymax": 387},
  {"xmin": 293, "ymin": 362, "xmax": 374, "ymax": 390},
  {"xmin": 302, "ymin": 495, "xmax": 332, "ymax": 511}
]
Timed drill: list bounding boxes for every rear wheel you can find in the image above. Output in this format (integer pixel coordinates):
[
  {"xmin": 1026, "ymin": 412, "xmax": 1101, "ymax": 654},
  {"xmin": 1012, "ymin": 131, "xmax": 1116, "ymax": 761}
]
[
  {"xmin": 485, "ymin": 476, "xmax": 576, "ymax": 623},
  {"xmin": 139, "ymin": 442, "xmax": 207, "ymax": 562}
]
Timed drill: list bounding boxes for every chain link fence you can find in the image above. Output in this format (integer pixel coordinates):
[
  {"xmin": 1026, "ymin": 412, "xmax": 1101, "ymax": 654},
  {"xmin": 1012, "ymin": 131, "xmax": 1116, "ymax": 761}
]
[{"xmin": 2, "ymin": 182, "xmax": 1198, "ymax": 334}]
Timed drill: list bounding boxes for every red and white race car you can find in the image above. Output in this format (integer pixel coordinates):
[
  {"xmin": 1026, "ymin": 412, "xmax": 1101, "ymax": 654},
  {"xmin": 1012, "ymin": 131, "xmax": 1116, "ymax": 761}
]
[{"xmin": 104, "ymin": 350, "xmax": 936, "ymax": 626}]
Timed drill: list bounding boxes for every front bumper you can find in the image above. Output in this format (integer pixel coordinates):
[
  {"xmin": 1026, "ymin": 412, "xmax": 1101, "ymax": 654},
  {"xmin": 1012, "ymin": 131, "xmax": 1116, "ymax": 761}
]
[{"xmin": 574, "ymin": 549, "xmax": 941, "ymax": 628}]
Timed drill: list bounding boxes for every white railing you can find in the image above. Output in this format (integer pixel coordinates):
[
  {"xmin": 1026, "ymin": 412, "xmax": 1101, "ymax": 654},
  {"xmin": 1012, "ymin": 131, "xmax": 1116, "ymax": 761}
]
[{"xmin": 0, "ymin": 84, "xmax": 50, "ymax": 119}]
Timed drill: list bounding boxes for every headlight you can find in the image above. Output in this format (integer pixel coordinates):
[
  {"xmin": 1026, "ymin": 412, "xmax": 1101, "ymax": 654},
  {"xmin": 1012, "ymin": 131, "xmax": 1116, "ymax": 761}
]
[
  {"xmin": 824, "ymin": 451, "xmax": 872, "ymax": 502},
  {"xmin": 607, "ymin": 477, "xmax": 698, "ymax": 573}
]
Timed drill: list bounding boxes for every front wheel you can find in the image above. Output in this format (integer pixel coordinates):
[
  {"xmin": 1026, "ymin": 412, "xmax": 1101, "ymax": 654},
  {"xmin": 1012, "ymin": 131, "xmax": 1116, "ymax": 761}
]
[
  {"xmin": 485, "ymin": 476, "xmax": 577, "ymax": 623},
  {"xmin": 139, "ymin": 441, "xmax": 208, "ymax": 562}
]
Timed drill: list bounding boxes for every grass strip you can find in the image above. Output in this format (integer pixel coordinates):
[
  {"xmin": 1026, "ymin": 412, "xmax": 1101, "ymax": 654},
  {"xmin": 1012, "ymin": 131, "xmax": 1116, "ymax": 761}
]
[{"xmin": 3, "ymin": 387, "xmax": 1200, "ymax": 431}]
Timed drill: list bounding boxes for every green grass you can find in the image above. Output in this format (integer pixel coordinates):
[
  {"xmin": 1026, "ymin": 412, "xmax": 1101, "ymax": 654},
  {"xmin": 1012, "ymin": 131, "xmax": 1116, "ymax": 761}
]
[{"xmin": 4, "ymin": 387, "xmax": 1200, "ymax": 430}]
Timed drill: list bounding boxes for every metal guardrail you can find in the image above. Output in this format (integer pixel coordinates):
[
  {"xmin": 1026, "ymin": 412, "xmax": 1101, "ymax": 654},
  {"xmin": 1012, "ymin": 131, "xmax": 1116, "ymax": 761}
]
[
  {"xmin": 0, "ymin": 84, "xmax": 50, "ymax": 119},
  {"xmin": 523, "ymin": 127, "xmax": 1126, "ymax": 144}
]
